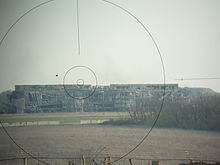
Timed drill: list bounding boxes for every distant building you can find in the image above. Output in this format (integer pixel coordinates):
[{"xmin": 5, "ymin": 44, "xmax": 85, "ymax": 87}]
[{"xmin": 12, "ymin": 84, "xmax": 179, "ymax": 113}]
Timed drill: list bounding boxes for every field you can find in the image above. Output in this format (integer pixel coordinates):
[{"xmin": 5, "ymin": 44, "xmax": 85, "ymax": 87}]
[
  {"xmin": 0, "ymin": 113, "xmax": 220, "ymax": 165},
  {"xmin": 0, "ymin": 112, "xmax": 127, "ymax": 124}
]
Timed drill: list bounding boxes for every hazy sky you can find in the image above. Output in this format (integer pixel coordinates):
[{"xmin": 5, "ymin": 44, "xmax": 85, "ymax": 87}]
[{"xmin": 0, "ymin": 0, "xmax": 220, "ymax": 92}]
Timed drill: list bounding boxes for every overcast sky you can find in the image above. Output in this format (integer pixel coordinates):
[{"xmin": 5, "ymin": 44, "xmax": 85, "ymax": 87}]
[{"xmin": 0, "ymin": 0, "xmax": 220, "ymax": 92}]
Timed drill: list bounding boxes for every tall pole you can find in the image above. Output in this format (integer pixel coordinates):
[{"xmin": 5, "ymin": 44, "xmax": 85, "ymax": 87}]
[
  {"xmin": 102, "ymin": 91, "xmax": 104, "ymax": 111},
  {"xmin": 24, "ymin": 158, "xmax": 27, "ymax": 165},
  {"xmin": 81, "ymin": 99, "xmax": 84, "ymax": 112}
]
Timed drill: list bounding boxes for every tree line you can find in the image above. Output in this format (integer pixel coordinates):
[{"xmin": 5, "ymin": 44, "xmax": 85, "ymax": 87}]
[
  {"xmin": 1, "ymin": 90, "xmax": 220, "ymax": 131},
  {"xmin": 107, "ymin": 95, "xmax": 220, "ymax": 131}
]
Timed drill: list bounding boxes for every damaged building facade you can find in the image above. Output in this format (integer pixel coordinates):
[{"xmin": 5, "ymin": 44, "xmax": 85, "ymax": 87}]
[{"xmin": 13, "ymin": 84, "xmax": 180, "ymax": 113}]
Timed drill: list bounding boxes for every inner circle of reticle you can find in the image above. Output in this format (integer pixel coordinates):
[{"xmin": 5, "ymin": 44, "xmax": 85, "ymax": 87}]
[
  {"xmin": 0, "ymin": 0, "xmax": 166, "ymax": 165},
  {"xmin": 63, "ymin": 65, "xmax": 98, "ymax": 100},
  {"xmin": 76, "ymin": 79, "xmax": 84, "ymax": 86}
]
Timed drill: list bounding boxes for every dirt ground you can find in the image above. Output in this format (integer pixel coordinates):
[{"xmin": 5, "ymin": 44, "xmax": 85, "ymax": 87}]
[{"xmin": 0, "ymin": 124, "xmax": 220, "ymax": 165}]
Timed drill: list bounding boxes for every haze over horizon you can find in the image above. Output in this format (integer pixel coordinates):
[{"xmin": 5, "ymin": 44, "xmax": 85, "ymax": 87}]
[{"xmin": 0, "ymin": 0, "xmax": 220, "ymax": 93}]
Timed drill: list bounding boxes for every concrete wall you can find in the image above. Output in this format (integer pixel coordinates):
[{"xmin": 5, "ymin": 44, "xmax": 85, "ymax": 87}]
[
  {"xmin": 80, "ymin": 120, "xmax": 109, "ymax": 124},
  {"xmin": 2, "ymin": 121, "xmax": 60, "ymax": 127}
]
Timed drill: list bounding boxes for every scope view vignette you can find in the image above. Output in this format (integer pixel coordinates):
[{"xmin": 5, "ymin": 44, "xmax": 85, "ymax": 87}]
[{"xmin": 0, "ymin": 0, "xmax": 220, "ymax": 165}]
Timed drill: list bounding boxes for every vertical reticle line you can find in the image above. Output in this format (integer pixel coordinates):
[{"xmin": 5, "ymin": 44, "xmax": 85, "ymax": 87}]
[{"xmin": 76, "ymin": 0, "xmax": 81, "ymax": 55}]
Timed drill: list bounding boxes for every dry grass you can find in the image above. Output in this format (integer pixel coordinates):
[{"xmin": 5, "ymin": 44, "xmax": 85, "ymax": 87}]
[
  {"xmin": 0, "ymin": 124, "xmax": 219, "ymax": 161},
  {"xmin": 0, "ymin": 113, "xmax": 219, "ymax": 165}
]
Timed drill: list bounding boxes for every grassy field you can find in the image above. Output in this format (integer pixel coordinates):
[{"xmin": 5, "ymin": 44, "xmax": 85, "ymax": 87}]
[{"xmin": 0, "ymin": 112, "xmax": 128, "ymax": 124}]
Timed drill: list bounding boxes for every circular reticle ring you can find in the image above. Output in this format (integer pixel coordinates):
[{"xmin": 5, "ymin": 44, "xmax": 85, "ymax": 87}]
[
  {"xmin": 63, "ymin": 65, "xmax": 98, "ymax": 100},
  {"xmin": 0, "ymin": 0, "xmax": 166, "ymax": 165}
]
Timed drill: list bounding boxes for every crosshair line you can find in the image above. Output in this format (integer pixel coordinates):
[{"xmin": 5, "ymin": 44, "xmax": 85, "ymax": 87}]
[
  {"xmin": 175, "ymin": 77, "xmax": 220, "ymax": 81},
  {"xmin": 76, "ymin": 0, "xmax": 81, "ymax": 55}
]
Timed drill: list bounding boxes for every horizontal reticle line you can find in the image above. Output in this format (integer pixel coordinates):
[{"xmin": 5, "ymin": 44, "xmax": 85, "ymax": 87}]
[{"xmin": 175, "ymin": 77, "xmax": 220, "ymax": 81}]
